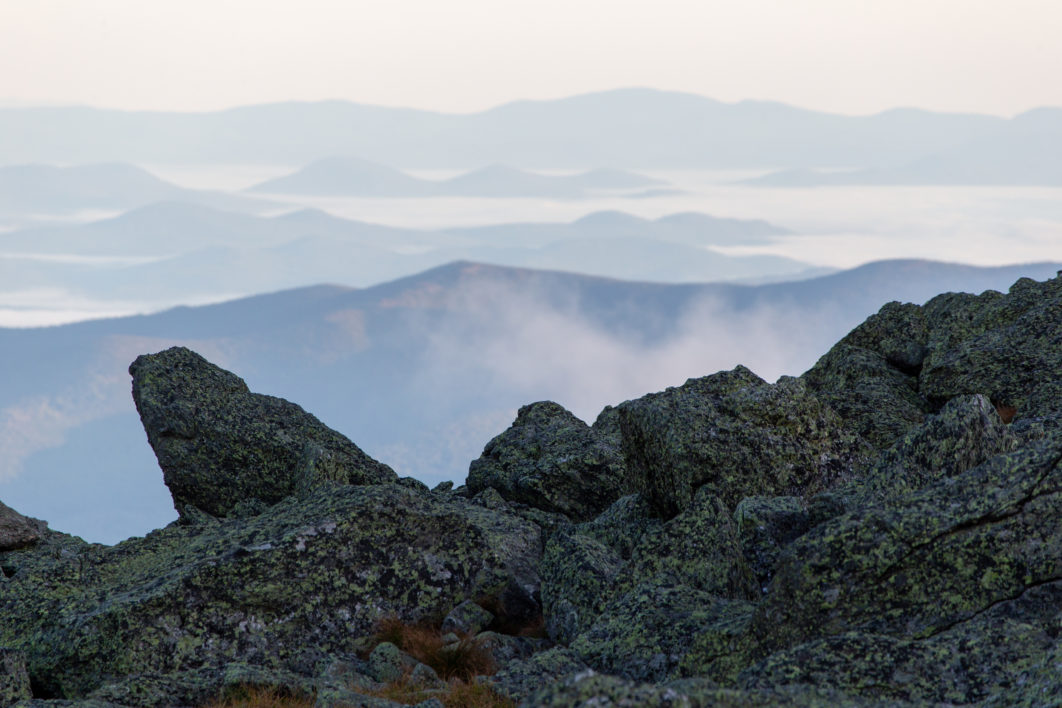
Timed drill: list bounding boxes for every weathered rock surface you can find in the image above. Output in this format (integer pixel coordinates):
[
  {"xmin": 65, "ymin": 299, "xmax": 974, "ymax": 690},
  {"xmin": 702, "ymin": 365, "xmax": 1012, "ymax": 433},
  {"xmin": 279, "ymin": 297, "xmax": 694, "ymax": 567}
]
[
  {"xmin": 920, "ymin": 277, "xmax": 1062, "ymax": 419},
  {"xmin": 617, "ymin": 368, "xmax": 870, "ymax": 519},
  {"xmin": 130, "ymin": 346, "xmax": 396, "ymax": 519},
  {"xmin": 0, "ymin": 482, "xmax": 540, "ymax": 697},
  {"xmin": 0, "ymin": 648, "xmax": 31, "ymax": 705},
  {"xmin": 467, "ymin": 401, "xmax": 626, "ymax": 521},
  {"xmin": 0, "ymin": 501, "xmax": 46, "ymax": 552},
  {"xmin": 802, "ymin": 302, "xmax": 931, "ymax": 450},
  {"xmin": 739, "ymin": 434, "xmax": 1062, "ymax": 699},
  {"xmin": 851, "ymin": 392, "xmax": 1018, "ymax": 504},
  {"xmin": 9, "ymin": 274, "xmax": 1062, "ymax": 706},
  {"xmin": 732, "ymin": 496, "xmax": 808, "ymax": 595}
]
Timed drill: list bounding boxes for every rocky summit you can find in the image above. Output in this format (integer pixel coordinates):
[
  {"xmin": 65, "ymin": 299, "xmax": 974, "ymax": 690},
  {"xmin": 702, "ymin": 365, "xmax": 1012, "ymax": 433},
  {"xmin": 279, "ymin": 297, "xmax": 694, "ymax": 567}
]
[{"xmin": 1, "ymin": 274, "xmax": 1061, "ymax": 707}]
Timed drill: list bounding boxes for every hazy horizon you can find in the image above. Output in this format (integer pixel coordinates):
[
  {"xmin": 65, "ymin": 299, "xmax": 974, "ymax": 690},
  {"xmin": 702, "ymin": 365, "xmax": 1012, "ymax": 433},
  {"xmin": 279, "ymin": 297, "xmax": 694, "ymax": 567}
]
[{"xmin": 3, "ymin": 1, "xmax": 1060, "ymax": 116}]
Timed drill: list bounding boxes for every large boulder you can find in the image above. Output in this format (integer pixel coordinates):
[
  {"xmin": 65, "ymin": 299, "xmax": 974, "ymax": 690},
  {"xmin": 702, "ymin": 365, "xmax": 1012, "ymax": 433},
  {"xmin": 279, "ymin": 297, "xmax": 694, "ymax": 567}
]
[
  {"xmin": 617, "ymin": 367, "xmax": 869, "ymax": 519},
  {"xmin": 568, "ymin": 578, "xmax": 755, "ymax": 683},
  {"xmin": 0, "ymin": 500, "xmax": 46, "ymax": 551},
  {"xmin": 801, "ymin": 301, "xmax": 931, "ymax": 451},
  {"xmin": 623, "ymin": 488, "xmax": 756, "ymax": 599},
  {"xmin": 920, "ymin": 276, "xmax": 1062, "ymax": 421},
  {"xmin": 852, "ymin": 393, "xmax": 1018, "ymax": 504},
  {"xmin": 467, "ymin": 401, "xmax": 626, "ymax": 521},
  {"xmin": 129, "ymin": 346, "xmax": 396, "ymax": 519},
  {"xmin": 539, "ymin": 530, "xmax": 625, "ymax": 644},
  {"xmin": 0, "ymin": 483, "xmax": 541, "ymax": 698}
]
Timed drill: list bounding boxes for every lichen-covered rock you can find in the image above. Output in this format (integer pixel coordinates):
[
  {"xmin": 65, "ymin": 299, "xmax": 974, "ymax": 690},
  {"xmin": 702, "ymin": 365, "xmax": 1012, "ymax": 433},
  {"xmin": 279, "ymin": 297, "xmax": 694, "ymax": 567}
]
[
  {"xmin": 618, "ymin": 368, "xmax": 868, "ymax": 519},
  {"xmin": 473, "ymin": 631, "xmax": 548, "ymax": 669},
  {"xmin": 981, "ymin": 641, "xmax": 1062, "ymax": 707},
  {"xmin": 801, "ymin": 345, "xmax": 928, "ymax": 451},
  {"xmin": 368, "ymin": 642, "xmax": 413, "ymax": 683},
  {"xmin": 799, "ymin": 301, "xmax": 935, "ymax": 452},
  {"xmin": 129, "ymin": 346, "xmax": 396, "ymax": 519},
  {"xmin": 920, "ymin": 276, "xmax": 1062, "ymax": 421},
  {"xmin": 0, "ymin": 483, "xmax": 541, "ymax": 698},
  {"xmin": 624, "ymin": 489, "xmax": 756, "ymax": 599},
  {"xmin": 747, "ymin": 434, "xmax": 1062, "ymax": 659},
  {"xmin": 0, "ymin": 501, "xmax": 46, "ymax": 552},
  {"xmin": 0, "ymin": 648, "xmax": 31, "ymax": 705},
  {"xmin": 84, "ymin": 662, "xmax": 319, "ymax": 708},
  {"xmin": 732, "ymin": 496, "xmax": 808, "ymax": 595},
  {"xmin": 520, "ymin": 671, "xmax": 904, "ymax": 707},
  {"xmin": 569, "ymin": 578, "xmax": 749, "ymax": 683},
  {"xmin": 489, "ymin": 646, "xmax": 588, "ymax": 703},
  {"xmin": 574, "ymin": 493, "xmax": 658, "ymax": 561},
  {"xmin": 540, "ymin": 530, "xmax": 625, "ymax": 644},
  {"xmin": 672, "ymin": 600, "xmax": 758, "ymax": 686},
  {"xmin": 742, "ymin": 578, "xmax": 1061, "ymax": 704},
  {"xmin": 467, "ymin": 401, "xmax": 626, "ymax": 521},
  {"xmin": 441, "ymin": 600, "xmax": 494, "ymax": 636},
  {"xmin": 522, "ymin": 670, "xmax": 694, "ymax": 707},
  {"xmin": 852, "ymin": 393, "xmax": 1018, "ymax": 504}
]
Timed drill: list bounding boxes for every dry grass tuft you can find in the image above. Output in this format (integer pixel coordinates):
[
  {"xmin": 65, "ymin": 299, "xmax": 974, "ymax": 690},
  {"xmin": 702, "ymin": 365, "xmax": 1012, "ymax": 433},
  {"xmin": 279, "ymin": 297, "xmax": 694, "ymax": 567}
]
[
  {"xmin": 201, "ymin": 685, "xmax": 313, "ymax": 708},
  {"xmin": 356, "ymin": 676, "xmax": 515, "ymax": 708},
  {"xmin": 369, "ymin": 615, "xmax": 497, "ymax": 680},
  {"xmin": 995, "ymin": 403, "xmax": 1018, "ymax": 424}
]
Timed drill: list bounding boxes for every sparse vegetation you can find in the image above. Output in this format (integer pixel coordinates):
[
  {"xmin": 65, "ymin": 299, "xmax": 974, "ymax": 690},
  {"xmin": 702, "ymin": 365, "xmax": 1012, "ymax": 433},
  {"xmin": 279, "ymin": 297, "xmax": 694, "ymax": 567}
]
[
  {"xmin": 368, "ymin": 615, "xmax": 496, "ymax": 680},
  {"xmin": 356, "ymin": 676, "xmax": 516, "ymax": 708},
  {"xmin": 341, "ymin": 615, "xmax": 516, "ymax": 706},
  {"xmin": 201, "ymin": 685, "xmax": 313, "ymax": 708},
  {"xmin": 995, "ymin": 402, "xmax": 1017, "ymax": 424}
]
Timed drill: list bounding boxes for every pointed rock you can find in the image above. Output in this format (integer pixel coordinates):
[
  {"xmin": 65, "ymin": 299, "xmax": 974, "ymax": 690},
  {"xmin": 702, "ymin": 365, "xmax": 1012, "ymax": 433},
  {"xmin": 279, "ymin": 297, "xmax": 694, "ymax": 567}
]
[{"xmin": 129, "ymin": 346, "xmax": 396, "ymax": 519}]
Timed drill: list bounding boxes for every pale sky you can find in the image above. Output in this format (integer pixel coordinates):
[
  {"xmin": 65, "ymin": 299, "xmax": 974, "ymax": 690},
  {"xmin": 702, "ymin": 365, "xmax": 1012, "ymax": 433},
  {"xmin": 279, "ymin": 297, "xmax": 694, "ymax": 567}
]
[{"xmin": 1, "ymin": 0, "xmax": 1059, "ymax": 116}]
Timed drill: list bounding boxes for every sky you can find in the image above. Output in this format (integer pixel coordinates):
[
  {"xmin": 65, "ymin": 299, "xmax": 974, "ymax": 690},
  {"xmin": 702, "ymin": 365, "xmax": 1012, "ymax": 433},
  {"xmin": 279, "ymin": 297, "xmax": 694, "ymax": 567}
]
[{"xmin": 1, "ymin": 0, "xmax": 1060, "ymax": 116}]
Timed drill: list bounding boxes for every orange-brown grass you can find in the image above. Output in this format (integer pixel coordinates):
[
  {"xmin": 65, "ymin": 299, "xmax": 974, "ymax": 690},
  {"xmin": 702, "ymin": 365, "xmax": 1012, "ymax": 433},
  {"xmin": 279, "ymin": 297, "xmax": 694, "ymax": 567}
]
[
  {"xmin": 369, "ymin": 616, "xmax": 496, "ymax": 680},
  {"xmin": 995, "ymin": 403, "xmax": 1018, "ymax": 424},
  {"xmin": 356, "ymin": 676, "xmax": 515, "ymax": 708},
  {"xmin": 201, "ymin": 685, "xmax": 313, "ymax": 708}
]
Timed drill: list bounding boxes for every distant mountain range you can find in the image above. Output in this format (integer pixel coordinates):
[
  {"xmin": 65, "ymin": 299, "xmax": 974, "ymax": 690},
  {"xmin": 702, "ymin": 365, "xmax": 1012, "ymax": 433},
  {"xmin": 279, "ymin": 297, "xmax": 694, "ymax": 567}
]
[
  {"xmin": 2, "ymin": 259, "xmax": 1059, "ymax": 544},
  {"xmin": 0, "ymin": 89, "xmax": 1044, "ymax": 174},
  {"xmin": 0, "ymin": 163, "xmax": 276, "ymax": 218},
  {"xmin": 747, "ymin": 107, "xmax": 1062, "ymax": 187},
  {"xmin": 249, "ymin": 158, "xmax": 671, "ymax": 198},
  {"xmin": 0, "ymin": 202, "xmax": 809, "ymax": 310}
]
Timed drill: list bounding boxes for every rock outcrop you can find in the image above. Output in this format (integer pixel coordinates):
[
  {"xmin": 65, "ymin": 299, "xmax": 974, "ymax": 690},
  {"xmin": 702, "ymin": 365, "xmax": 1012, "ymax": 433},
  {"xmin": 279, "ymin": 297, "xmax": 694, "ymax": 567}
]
[
  {"xmin": 467, "ymin": 400, "xmax": 626, "ymax": 521},
  {"xmin": 617, "ymin": 367, "xmax": 870, "ymax": 519},
  {"xmin": 130, "ymin": 346, "xmax": 396, "ymax": 520},
  {"xmin": 2, "ymin": 273, "xmax": 1060, "ymax": 707},
  {"xmin": 0, "ymin": 500, "xmax": 45, "ymax": 551}
]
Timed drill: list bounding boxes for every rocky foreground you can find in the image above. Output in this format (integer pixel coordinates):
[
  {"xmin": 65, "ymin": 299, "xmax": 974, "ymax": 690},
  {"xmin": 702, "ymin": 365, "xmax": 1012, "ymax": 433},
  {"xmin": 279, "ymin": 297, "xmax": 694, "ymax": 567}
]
[{"xmin": 1, "ymin": 274, "xmax": 1061, "ymax": 707}]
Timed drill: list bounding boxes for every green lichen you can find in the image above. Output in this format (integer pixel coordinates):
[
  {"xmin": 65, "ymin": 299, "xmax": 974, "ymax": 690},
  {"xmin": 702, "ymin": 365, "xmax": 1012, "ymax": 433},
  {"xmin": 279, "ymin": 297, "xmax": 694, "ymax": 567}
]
[{"xmin": 467, "ymin": 401, "xmax": 627, "ymax": 522}]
